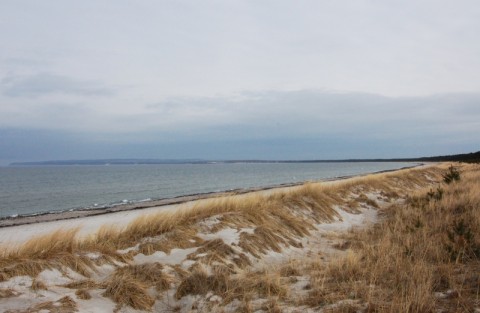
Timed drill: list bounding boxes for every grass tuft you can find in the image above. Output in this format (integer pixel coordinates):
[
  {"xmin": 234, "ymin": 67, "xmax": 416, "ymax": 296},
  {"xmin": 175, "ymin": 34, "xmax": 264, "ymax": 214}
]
[{"xmin": 103, "ymin": 262, "xmax": 173, "ymax": 310}]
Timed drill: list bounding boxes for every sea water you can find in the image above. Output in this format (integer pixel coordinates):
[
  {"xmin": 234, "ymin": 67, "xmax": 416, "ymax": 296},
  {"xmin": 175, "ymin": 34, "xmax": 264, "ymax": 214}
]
[{"xmin": 0, "ymin": 162, "xmax": 416, "ymax": 218}]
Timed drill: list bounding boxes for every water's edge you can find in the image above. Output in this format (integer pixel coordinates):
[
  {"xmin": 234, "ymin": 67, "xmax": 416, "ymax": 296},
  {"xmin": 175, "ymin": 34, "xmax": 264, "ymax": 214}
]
[{"xmin": 0, "ymin": 164, "xmax": 422, "ymax": 228}]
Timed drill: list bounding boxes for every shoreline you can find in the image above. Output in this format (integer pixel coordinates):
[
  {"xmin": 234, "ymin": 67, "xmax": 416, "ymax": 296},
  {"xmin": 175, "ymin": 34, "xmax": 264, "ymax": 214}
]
[{"xmin": 0, "ymin": 164, "xmax": 423, "ymax": 229}]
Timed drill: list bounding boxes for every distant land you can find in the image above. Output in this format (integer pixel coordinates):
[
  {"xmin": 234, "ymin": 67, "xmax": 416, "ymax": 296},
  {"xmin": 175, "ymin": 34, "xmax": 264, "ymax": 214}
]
[{"xmin": 8, "ymin": 151, "xmax": 480, "ymax": 166}]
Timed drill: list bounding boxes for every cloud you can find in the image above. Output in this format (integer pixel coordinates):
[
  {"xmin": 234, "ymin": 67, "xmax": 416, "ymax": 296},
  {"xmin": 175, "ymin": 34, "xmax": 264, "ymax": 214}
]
[
  {"xmin": 0, "ymin": 1, "xmax": 479, "ymax": 163},
  {"xmin": 2, "ymin": 1, "xmax": 480, "ymax": 99},
  {"xmin": 1, "ymin": 89, "xmax": 479, "ymax": 165},
  {"xmin": 1, "ymin": 73, "xmax": 114, "ymax": 97},
  {"xmin": 1, "ymin": 89, "xmax": 480, "ymax": 139}
]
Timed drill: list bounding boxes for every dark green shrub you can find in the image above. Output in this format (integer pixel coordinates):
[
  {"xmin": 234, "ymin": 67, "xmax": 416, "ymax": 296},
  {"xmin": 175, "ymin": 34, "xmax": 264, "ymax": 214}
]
[
  {"xmin": 427, "ymin": 187, "xmax": 444, "ymax": 201},
  {"xmin": 445, "ymin": 219, "xmax": 480, "ymax": 261},
  {"xmin": 442, "ymin": 166, "xmax": 460, "ymax": 184}
]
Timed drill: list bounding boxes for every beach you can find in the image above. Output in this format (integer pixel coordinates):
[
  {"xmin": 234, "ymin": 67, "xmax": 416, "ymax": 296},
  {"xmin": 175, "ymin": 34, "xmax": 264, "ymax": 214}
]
[
  {"xmin": 3, "ymin": 163, "xmax": 478, "ymax": 312},
  {"xmin": 0, "ymin": 183, "xmax": 303, "ymax": 245},
  {"xmin": 0, "ymin": 165, "xmax": 419, "ymax": 245}
]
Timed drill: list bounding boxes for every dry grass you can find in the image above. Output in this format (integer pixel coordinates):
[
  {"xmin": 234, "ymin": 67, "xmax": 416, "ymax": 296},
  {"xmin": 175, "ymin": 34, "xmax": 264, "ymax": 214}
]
[
  {"xmin": 62, "ymin": 279, "xmax": 103, "ymax": 302},
  {"xmin": 103, "ymin": 272, "xmax": 155, "ymax": 310},
  {"xmin": 175, "ymin": 264, "xmax": 228, "ymax": 299},
  {"xmin": 137, "ymin": 227, "xmax": 204, "ymax": 256},
  {"xmin": 186, "ymin": 238, "xmax": 250, "ymax": 268},
  {"xmin": 75, "ymin": 288, "xmax": 92, "ymax": 300},
  {"xmin": 62, "ymin": 279, "xmax": 103, "ymax": 290},
  {"xmin": 175, "ymin": 265, "xmax": 288, "ymax": 304},
  {"xmin": 31, "ymin": 278, "xmax": 47, "ymax": 291},
  {"xmin": 102, "ymin": 262, "xmax": 174, "ymax": 310},
  {"xmin": 14, "ymin": 296, "xmax": 78, "ymax": 313},
  {"xmin": 93, "ymin": 164, "xmax": 443, "ymax": 253},
  {"xmin": 290, "ymin": 163, "xmax": 480, "ymax": 312},
  {"xmin": 0, "ymin": 288, "xmax": 16, "ymax": 298},
  {"xmin": 0, "ymin": 228, "xmax": 95, "ymax": 282}
]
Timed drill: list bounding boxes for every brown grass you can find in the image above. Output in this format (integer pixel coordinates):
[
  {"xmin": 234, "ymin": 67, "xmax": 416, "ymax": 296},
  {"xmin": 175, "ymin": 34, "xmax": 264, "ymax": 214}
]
[
  {"xmin": 102, "ymin": 263, "xmax": 174, "ymax": 310},
  {"xmin": 175, "ymin": 265, "xmax": 288, "ymax": 304},
  {"xmin": 187, "ymin": 238, "xmax": 244, "ymax": 266},
  {"xmin": 103, "ymin": 271, "xmax": 155, "ymax": 310},
  {"xmin": 0, "ymin": 163, "xmax": 453, "ymax": 311},
  {"xmin": 0, "ymin": 288, "xmax": 16, "ymax": 298},
  {"xmin": 31, "ymin": 278, "xmax": 47, "ymax": 291},
  {"xmin": 137, "ymin": 227, "xmax": 204, "ymax": 256},
  {"xmin": 75, "ymin": 288, "xmax": 92, "ymax": 300},
  {"xmin": 97, "ymin": 164, "xmax": 443, "ymax": 253},
  {"xmin": 0, "ymin": 228, "xmax": 95, "ymax": 282},
  {"xmin": 291, "ymin": 163, "xmax": 480, "ymax": 312},
  {"xmin": 62, "ymin": 279, "xmax": 103, "ymax": 290},
  {"xmin": 16, "ymin": 296, "xmax": 77, "ymax": 313}
]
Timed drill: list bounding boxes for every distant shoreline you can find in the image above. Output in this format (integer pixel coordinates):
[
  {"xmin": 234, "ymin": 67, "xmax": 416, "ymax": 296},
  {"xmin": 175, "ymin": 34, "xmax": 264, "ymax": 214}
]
[
  {"xmin": 5, "ymin": 159, "xmax": 440, "ymax": 166},
  {"xmin": 0, "ymin": 164, "xmax": 423, "ymax": 228},
  {"xmin": 7, "ymin": 150, "xmax": 479, "ymax": 166}
]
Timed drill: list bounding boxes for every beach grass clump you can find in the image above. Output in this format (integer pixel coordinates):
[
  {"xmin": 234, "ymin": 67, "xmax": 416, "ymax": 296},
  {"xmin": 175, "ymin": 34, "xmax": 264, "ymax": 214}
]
[
  {"xmin": 137, "ymin": 227, "xmax": 204, "ymax": 256},
  {"xmin": 186, "ymin": 238, "xmax": 251, "ymax": 268},
  {"xmin": 175, "ymin": 264, "xmax": 230, "ymax": 299},
  {"xmin": 101, "ymin": 263, "xmax": 176, "ymax": 311},
  {"xmin": 103, "ymin": 262, "xmax": 174, "ymax": 309},
  {"xmin": 62, "ymin": 279, "xmax": 103, "ymax": 290},
  {"xmin": 75, "ymin": 288, "xmax": 92, "ymax": 300},
  {"xmin": 20, "ymin": 296, "xmax": 77, "ymax": 313},
  {"xmin": 175, "ymin": 265, "xmax": 288, "ymax": 305},
  {"xmin": 102, "ymin": 264, "xmax": 168, "ymax": 310},
  {"xmin": 31, "ymin": 278, "xmax": 48, "ymax": 291},
  {"xmin": 0, "ymin": 288, "xmax": 16, "ymax": 298},
  {"xmin": 0, "ymin": 228, "xmax": 95, "ymax": 281}
]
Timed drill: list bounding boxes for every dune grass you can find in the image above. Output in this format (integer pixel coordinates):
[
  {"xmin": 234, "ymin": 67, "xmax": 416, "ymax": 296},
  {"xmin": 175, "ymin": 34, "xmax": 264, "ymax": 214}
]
[
  {"xmin": 174, "ymin": 264, "xmax": 288, "ymax": 304},
  {"xmin": 15, "ymin": 296, "xmax": 77, "ymax": 313},
  {"xmin": 273, "ymin": 163, "xmax": 480, "ymax": 312},
  {"xmin": 0, "ymin": 228, "xmax": 94, "ymax": 281},
  {"xmin": 0, "ymin": 163, "xmax": 455, "ymax": 311},
  {"xmin": 103, "ymin": 263, "xmax": 174, "ymax": 310}
]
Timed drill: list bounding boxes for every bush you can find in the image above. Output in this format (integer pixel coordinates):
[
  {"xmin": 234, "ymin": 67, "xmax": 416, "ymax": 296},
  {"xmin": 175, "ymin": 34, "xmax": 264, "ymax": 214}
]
[
  {"xmin": 442, "ymin": 166, "xmax": 460, "ymax": 184},
  {"xmin": 427, "ymin": 187, "xmax": 444, "ymax": 201}
]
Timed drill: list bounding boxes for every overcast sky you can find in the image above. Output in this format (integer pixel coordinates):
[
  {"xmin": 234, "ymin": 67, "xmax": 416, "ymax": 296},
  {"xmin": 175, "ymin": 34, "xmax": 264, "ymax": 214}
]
[{"xmin": 1, "ymin": 1, "xmax": 479, "ymax": 164}]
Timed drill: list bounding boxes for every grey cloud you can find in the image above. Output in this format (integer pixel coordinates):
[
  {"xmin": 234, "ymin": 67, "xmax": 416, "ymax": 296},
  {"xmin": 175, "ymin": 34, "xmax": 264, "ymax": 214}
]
[
  {"xmin": 2, "ymin": 88, "xmax": 479, "ymax": 139},
  {"xmin": 1, "ymin": 73, "xmax": 114, "ymax": 97},
  {"xmin": 1, "ymin": 90, "xmax": 479, "ymax": 164},
  {"xmin": 135, "ymin": 90, "xmax": 480, "ymax": 143}
]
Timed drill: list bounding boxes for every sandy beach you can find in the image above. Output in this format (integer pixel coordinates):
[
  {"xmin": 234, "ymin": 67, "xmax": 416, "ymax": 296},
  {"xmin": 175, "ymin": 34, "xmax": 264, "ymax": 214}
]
[
  {"xmin": 0, "ymin": 166, "xmax": 421, "ymax": 246},
  {"xmin": 5, "ymin": 163, "xmax": 478, "ymax": 313}
]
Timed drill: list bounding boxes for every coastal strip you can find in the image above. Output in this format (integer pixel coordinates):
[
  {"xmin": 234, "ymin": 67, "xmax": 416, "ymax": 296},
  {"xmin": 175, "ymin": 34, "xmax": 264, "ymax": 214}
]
[
  {"xmin": 1, "ymin": 162, "xmax": 466, "ymax": 312},
  {"xmin": 0, "ymin": 164, "xmax": 422, "ymax": 229}
]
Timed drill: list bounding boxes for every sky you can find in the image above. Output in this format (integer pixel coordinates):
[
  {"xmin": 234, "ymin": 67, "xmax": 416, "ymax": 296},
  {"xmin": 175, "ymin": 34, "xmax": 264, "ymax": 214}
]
[{"xmin": 1, "ymin": 1, "xmax": 480, "ymax": 165}]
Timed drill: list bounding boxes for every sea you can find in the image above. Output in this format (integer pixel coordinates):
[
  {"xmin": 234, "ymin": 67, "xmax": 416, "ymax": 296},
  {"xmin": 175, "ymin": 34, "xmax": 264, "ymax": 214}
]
[{"xmin": 0, "ymin": 162, "xmax": 416, "ymax": 218}]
